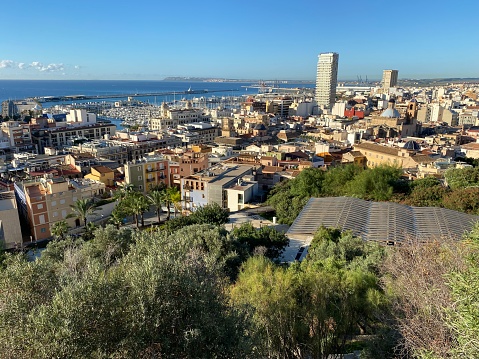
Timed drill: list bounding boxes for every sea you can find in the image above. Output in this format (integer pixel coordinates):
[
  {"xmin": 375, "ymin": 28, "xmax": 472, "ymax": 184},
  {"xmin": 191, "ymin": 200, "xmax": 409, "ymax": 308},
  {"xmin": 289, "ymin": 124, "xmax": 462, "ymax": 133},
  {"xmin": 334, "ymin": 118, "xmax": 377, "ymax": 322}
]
[
  {"xmin": 0, "ymin": 80, "xmax": 314, "ymax": 129},
  {"xmin": 0, "ymin": 80, "xmax": 314, "ymax": 105}
]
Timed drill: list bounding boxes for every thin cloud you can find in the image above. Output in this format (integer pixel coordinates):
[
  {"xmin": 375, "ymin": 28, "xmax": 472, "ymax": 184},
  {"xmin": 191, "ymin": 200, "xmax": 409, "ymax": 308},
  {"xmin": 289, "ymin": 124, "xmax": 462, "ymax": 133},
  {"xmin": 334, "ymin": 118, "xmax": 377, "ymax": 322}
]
[
  {"xmin": 29, "ymin": 61, "xmax": 64, "ymax": 72},
  {"xmin": 0, "ymin": 60, "xmax": 14, "ymax": 69},
  {"xmin": 0, "ymin": 59, "xmax": 67, "ymax": 72}
]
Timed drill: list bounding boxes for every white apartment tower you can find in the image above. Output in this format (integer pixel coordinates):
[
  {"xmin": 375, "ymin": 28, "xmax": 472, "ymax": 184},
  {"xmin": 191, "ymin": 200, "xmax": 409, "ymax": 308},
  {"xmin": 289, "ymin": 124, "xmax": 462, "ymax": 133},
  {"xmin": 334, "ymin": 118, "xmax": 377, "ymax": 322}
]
[
  {"xmin": 315, "ymin": 52, "xmax": 339, "ymax": 110},
  {"xmin": 382, "ymin": 69, "xmax": 398, "ymax": 89}
]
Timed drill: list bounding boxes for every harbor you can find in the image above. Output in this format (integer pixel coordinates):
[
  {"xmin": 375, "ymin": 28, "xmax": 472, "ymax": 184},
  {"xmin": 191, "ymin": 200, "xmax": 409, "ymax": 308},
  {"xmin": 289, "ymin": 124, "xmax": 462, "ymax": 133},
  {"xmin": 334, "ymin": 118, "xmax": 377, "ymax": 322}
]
[{"xmin": 33, "ymin": 88, "xmax": 236, "ymax": 103}]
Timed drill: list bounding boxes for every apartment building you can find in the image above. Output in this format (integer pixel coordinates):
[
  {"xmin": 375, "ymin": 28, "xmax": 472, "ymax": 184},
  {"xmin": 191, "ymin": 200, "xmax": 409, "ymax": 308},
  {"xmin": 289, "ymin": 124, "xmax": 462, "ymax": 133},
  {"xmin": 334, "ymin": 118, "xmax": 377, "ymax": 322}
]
[
  {"xmin": 15, "ymin": 177, "xmax": 105, "ymax": 241},
  {"xmin": 124, "ymin": 156, "xmax": 170, "ymax": 192},
  {"xmin": 149, "ymin": 102, "xmax": 211, "ymax": 130},
  {"xmin": 32, "ymin": 123, "xmax": 117, "ymax": 153}
]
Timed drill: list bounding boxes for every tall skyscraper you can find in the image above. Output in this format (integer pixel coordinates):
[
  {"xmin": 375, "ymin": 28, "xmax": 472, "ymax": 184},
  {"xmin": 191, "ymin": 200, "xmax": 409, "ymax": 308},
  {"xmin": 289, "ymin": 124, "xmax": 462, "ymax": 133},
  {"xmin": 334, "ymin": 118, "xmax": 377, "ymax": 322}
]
[
  {"xmin": 315, "ymin": 52, "xmax": 339, "ymax": 109},
  {"xmin": 382, "ymin": 69, "xmax": 398, "ymax": 89}
]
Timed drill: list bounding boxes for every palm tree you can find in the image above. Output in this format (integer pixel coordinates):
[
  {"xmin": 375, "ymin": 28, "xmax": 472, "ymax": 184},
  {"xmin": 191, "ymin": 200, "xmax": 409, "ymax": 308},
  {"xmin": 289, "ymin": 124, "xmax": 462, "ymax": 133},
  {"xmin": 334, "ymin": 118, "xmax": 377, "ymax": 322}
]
[
  {"xmin": 163, "ymin": 187, "xmax": 181, "ymax": 220},
  {"xmin": 125, "ymin": 192, "xmax": 149, "ymax": 228},
  {"xmin": 83, "ymin": 222, "xmax": 97, "ymax": 240},
  {"xmin": 51, "ymin": 220, "xmax": 69, "ymax": 240},
  {"xmin": 147, "ymin": 189, "xmax": 163, "ymax": 223},
  {"xmin": 68, "ymin": 198, "xmax": 98, "ymax": 227},
  {"xmin": 109, "ymin": 209, "xmax": 125, "ymax": 229},
  {"xmin": 169, "ymin": 187, "xmax": 182, "ymax": 218},
  {"xmin": 113, "ymin": 183, "xmax": 135, "ymax": 201}
]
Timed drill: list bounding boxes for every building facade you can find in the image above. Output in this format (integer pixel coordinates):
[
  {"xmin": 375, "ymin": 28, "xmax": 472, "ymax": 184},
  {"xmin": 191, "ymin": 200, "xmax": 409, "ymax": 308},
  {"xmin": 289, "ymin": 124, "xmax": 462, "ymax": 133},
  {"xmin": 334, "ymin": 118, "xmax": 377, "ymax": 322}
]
[
  {"xmin": 0, "ymin": 190, "xmax": 23, "ymax": 249},
  {"xmin": 15, "ymin": 177, "xmax": 105, "ymax": 241},
  {"xmin": 181, "ymin": 164, "xmax": 257, "ymax": 212},
  {"xmin": 315, "ymin": 52, "xmax": 339, "ymax": 109},
  {"xmin": 382, "ymin": 70, "xmax": 398, "ymax": 90},
  {"xmin": 124, "ymin": 156, "xmax": 170, "ymax": 192}
]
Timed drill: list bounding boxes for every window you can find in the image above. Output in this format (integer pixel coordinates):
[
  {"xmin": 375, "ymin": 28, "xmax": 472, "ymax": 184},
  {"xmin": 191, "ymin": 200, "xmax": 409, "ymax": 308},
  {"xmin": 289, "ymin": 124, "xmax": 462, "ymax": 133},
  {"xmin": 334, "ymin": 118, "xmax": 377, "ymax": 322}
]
[
  {"xmin": 73, "ymin": 197, "xmax": 77, "ymax": 202},
  {"xmin": 138, "ymin": 185, "xmax": 143, "ymax": 190},
  {"xmin": 62, "ymin": 210, "xmax": 67, "ymax": 218},
  {"xmin": 53, "ymin": 211, "xmax": 58, "ymax": 217},
  {"xmin": 39, "ymin": 214, "xmax": 45, "ymax": 224},
  {"xmin": 37, "ymin": 203, "xmax": 43, "ymax": 210},
  {"xmin": 51, "ymin": 201, "xmax": 56, "ymax": 206},
  {"xmin": 138, "ymin": 176, "xmax": 142, "ymax": 180},
  {"xmin": 41, "ymin": 228, "xmax": 46, "ymax": 233},
  {"xmin": 60, "ymin": 199, "xmax": 65, "ymax": 204}
]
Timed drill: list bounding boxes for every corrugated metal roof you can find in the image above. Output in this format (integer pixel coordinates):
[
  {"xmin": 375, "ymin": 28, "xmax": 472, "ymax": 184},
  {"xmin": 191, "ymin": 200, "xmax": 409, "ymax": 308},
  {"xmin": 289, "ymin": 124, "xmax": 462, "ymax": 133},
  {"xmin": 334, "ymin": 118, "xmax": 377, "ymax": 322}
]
[{"xmin": 287, "ymin": 197, "xmax": 479, "ymax": 244}]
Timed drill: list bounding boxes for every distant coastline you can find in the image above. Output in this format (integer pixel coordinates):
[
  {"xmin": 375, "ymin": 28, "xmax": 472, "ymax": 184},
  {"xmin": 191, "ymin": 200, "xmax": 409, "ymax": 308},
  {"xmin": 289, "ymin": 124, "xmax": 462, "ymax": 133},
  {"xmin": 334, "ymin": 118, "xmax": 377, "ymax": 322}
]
[{"xmin": 163, "ymin": 77, "xmax": 316, "ymax": 84}]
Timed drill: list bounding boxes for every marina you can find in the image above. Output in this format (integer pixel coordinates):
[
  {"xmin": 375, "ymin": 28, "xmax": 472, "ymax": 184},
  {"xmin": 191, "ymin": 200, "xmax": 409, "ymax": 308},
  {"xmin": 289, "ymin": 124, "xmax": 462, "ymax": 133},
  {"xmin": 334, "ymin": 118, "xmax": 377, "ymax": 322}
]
[{"xmin": 33, "ymin": 88, "xmax": 231, "ymax": 103}]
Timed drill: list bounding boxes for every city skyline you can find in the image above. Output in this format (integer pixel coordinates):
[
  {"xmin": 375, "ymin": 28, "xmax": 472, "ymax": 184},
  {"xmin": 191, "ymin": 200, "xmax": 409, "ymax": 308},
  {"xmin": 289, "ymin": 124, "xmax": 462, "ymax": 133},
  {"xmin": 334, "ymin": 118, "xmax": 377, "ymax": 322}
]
[{"xmin": 1, "ymin": 0, "xmax": 478, "ymax": 81}]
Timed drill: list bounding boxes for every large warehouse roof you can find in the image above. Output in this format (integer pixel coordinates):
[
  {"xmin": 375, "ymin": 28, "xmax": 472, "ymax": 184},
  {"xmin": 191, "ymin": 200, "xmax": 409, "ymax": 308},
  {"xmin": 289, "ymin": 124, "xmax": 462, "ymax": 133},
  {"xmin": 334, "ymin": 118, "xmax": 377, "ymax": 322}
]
[{"xmin": 287, "ymin": 197, "xmax": 479, "ymax": 244}]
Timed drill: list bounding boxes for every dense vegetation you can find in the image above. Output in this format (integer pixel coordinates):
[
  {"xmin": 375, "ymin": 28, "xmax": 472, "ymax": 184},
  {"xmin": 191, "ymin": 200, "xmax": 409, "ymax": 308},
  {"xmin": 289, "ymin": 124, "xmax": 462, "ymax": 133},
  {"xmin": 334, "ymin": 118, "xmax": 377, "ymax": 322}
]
[
  {"xmin": 3, "ymin": 162, "xmax": 479, "ymax": 358},
  {"xmin": 1, "ymin": 209, "xmax": 479, "ymax": 357},
  {"xmin": 268, "ymin": 164, "xmax": 479, "ymax": 225}
]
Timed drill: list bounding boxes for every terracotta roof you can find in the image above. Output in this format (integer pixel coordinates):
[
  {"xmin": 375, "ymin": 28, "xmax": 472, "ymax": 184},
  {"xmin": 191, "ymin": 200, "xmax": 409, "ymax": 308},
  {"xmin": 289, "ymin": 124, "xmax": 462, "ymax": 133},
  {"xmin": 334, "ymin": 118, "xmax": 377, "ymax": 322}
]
[
  {"xmin": 92, "ymin": 165, "xmax": 114, "ymax": 174},
  {"xmin": 462, "ymin": 142, "xmax": 479, "ymax": 150},
  {"xmin": 354, "ymin": 142, "xmax": 399, "ymax": 156},
  {"xmin": 348, "ymin": 151, "xmax": 366, "ymax": 157},
  {"xmin": 262, "ymin": 166, "xmax": 284, "ymax": 173},
  {"xmin": 410, "ymin": 154, "xmax": 436, "ymax": 164},
  {"xmin": 300, "ymin": 161, "xmax": 312, "ymax": 166}
]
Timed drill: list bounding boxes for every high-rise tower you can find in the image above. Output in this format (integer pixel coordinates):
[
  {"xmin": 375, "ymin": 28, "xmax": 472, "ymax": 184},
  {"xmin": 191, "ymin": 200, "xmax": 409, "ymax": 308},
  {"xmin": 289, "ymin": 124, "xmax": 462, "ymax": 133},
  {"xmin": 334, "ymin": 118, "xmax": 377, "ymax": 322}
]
[
  {"xmin": 315, "ymin": 52, "xmax": 339, "ymax": 109},
  {"xmin": 382, "ymin": 69, "xmax": 398, "ymax": 89}
]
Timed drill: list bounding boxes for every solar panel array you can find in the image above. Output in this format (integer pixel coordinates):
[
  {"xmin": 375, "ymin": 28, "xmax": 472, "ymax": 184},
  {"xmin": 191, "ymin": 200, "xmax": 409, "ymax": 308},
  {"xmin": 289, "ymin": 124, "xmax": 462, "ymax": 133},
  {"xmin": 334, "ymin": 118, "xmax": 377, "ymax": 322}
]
[{"xmin": 287, "ymin": 197, "xmax": 479, "ymax": 243}]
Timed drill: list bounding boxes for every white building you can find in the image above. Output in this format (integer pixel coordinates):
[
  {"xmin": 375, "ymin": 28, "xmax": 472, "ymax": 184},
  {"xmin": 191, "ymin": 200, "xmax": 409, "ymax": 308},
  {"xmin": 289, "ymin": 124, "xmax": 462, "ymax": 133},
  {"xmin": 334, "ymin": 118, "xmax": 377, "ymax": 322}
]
[
  {"xmin": 226, "ymin": 179, "xmax": 259, "ymax": 212},
  {"xmin": 315, "ymin": 52, "xmax": 339, "ymax": 110},
  {"xmin": 332, "ymin": 101, "xmax": 346, "ymax": 117},
  {"xmin": 66, "ymin": 109, "xmax": 97, "ymax": 126}
]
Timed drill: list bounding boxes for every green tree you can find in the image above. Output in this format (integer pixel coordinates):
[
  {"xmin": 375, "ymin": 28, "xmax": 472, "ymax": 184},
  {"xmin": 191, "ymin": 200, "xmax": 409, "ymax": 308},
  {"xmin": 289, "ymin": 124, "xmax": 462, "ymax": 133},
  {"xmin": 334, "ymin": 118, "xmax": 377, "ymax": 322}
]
[
  {"xmin": 109, "ymin": 207, "xmax": 125, "ymax": 229},
  {"xmin": 230, "ymin": 256, "xmax": 301, "ymax": 358},
  {"xmin": 146, "ymin": 189, "xmax": 164, "ymax": 223},
  {"xmin": 50, "ymin": 220, "xmax": 69, "ymax": 240},
  {"xmin": 192, "ymin": 202, "xmax": 229, "ymax": 226},
  {"xmin": 113, "ymin": 182, "xmax": 135, "ymax": 201},
  {"xmin": 289, "ymin": 167, "xmax": 325, "ymax": 198},
  {"xmin": 405, "ymin": 177, "xmax": 449, "ymax": 207},
  {"xmin": 229, "ymin": 223, "xmax": 289, "ymax": 259},
  {"xmin": 124, "ymin": 192, "xmax": 150, "ymax": 228},
  {"xmin": 231, "ymin": 227, "xmax": 387, "ymax": 359},
  {"xmin": 322, "ymin": 164, "xmax": 364, "ymax": 196},
  {"xmin": 267, "ymin": 180, "xmax": 308, "ymax": 225},
  {"xmin": 445, "ymin": 167, "xmax": 479, "ymax": 190},
  {"xmin": 345, "ymin": 165, "xmax": 402, "ymax": 201},
  {"xmin": 169, "ymin": 186, "xmax": 182, "ymax": 217},
  {"xmin": 161, "ymin": 186, "xmax": 181, "ymax": 220},
  {"xmin": 68, "ymin": 198, "xmax": 98, "ymax": 227},
  {"xmin": 0, "ymin": 223, "xmax": 251, "ymax": 358},
  {"xmin": 442, "ymin": 187, "xmax": 479, "ymax": 214}
]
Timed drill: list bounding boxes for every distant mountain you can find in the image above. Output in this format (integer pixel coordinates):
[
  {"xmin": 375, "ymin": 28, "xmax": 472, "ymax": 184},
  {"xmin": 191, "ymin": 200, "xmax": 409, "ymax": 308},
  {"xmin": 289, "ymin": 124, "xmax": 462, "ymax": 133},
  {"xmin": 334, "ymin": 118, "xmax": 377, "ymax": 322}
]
[{"xmin": 163, "ymin": 77, "xmax": 314, "ymax": 84}]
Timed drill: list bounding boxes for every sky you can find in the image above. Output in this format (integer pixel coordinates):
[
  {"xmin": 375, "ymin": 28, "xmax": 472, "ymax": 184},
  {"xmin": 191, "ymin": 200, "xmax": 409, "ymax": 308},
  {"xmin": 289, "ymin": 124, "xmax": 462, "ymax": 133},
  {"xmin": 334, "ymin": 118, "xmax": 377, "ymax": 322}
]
[{"xmin": 1, "ymin": 0, "xmax": 478, "ymax": 81}]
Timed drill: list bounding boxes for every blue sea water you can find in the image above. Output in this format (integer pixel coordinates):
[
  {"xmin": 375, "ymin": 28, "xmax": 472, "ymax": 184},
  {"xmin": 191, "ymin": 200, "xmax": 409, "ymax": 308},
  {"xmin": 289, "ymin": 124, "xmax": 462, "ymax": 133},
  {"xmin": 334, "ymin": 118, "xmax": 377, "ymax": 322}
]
[{"xmin": 0, "ymin": 80, "xmax": 314, "ymax": 106}]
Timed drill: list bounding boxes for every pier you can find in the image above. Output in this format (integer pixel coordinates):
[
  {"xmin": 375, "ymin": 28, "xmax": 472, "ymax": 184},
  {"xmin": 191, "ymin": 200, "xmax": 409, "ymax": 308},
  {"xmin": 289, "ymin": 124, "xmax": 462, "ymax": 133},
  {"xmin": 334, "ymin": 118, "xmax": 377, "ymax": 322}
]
[{"xmin": 33, "ymin": 88, "xmax": 238, "ymax": 103}]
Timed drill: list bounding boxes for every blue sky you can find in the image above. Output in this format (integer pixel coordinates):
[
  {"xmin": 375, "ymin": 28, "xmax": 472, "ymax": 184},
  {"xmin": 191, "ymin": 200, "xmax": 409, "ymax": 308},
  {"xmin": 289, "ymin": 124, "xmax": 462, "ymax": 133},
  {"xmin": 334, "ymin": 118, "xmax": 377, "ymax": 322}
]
[{"xmin": 1, "ymin": 0, "xmax": 478, "ymax": 80}]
